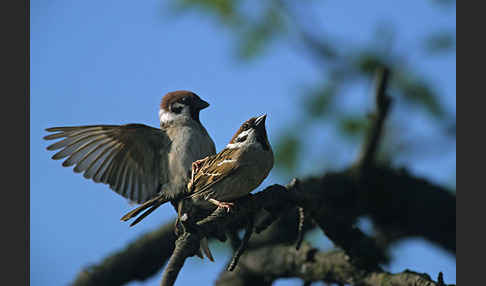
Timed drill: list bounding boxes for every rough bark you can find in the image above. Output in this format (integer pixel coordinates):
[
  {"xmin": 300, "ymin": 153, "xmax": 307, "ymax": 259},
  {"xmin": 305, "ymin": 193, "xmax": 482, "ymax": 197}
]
[
  {"xmin": 216, "ymin": 243, "xmax": 455, "ymax": 286},
  {"xmin": 72, "ymin": 166, "xmax": 455, "ymax": 286}
]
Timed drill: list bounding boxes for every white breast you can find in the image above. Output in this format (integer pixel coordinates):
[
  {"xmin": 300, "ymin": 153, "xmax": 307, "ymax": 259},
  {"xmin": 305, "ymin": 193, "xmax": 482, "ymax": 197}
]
[{"xmin": 164, "ymin": 122, "xmax": 216, "ymax": 197}]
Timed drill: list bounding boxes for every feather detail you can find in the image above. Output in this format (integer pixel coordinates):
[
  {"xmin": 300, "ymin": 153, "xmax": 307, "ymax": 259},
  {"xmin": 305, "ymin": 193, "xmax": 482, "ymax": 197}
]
[
  {"xmin": 200, "ymin": 236, "xmax": 214, "ymax": 262},
  {"xmin": 44, "ymin": 124, "xmax": 170, "ymax": 203},
  {"xmin": 189, "ymin": 148, "xmax": 240, "ymax": 198},
  {"xmin": 120, "ymin": 193, "xmax": 169, "ymax": 226}
]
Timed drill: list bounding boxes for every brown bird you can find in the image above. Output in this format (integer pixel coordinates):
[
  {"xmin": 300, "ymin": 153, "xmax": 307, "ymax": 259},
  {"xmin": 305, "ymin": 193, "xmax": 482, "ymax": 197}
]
[
  {"xmin": 186, "ymin": 114, "xmax": 274, "ymax": 212},
  {"xmin": 44, "ymin": 91, "xmax": 216, "ymax": 225},
  {"xmin": 174, "ymin": 114, "xmax": 274, "ymax": 262}
]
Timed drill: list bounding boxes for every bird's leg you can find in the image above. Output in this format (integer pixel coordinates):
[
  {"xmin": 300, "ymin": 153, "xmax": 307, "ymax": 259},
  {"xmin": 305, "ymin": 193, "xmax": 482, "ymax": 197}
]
[{"xmin": 208, "ymin": 198, "xmax": 234, "ymax": 212}]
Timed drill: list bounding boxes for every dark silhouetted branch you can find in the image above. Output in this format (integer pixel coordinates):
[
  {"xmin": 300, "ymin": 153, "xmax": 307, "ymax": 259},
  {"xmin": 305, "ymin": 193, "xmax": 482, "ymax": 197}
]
[
  {"xmin": 216, "ymin": 243, "xmax": 454, "ymax": 286},
  {"xmin": 311, "ymin": 207, "xmax": 388, "ymax": 270},
  {"xmin": 227, "ymin": 218, "xmax": 254, "ymax": 271},
  {"xmin": 160, "ymin": 231, "xmax": 201, "ymax": 286},
  {"xmin": 71, "ymin": 68, "xmax": 455, "ymax": 285},
  {"xmin": 357, "ymin": 66, "xmax": 392, "ymax": 169},
  {"xmin": 72, "ymin": 221, "xmax": 177, "ymax": 286},
  {"xmin": 295, "ymin": 206, "xmax": 305, "ymax": 250},
  {"xmin": 71, "ymin": 163, "xmax": 455, "ymax": 286}
]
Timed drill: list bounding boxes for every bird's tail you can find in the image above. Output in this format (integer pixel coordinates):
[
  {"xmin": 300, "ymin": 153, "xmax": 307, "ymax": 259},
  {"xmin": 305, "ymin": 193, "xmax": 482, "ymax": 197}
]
[
  {"xmin": 198, "ymin": 236, "xmax": 214, "ymax": 262},
  {"xmin": 120, "ymin": 194, "xmax": 170, "ymax": 227}
]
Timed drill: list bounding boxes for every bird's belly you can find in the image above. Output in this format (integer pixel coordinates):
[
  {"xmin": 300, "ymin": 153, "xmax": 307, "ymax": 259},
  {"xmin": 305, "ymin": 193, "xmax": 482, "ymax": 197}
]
[
  {"xmin": 214, "ymin": 176, "xmax": 258, "ymax": 201},
  {"xmin": 165, "ymin": 127, "xmax": 215, "ymax": 198},
  {"xmin": 207, "ymin": 163, "xmax": 270, "ymax": 203}
]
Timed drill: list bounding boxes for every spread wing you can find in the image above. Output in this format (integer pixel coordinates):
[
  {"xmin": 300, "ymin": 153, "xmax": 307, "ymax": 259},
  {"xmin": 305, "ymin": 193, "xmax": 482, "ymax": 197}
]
[
  {"xmin": 188, "ymin": 148, "xmax": 240, "ymax": 199},
  {"xmin": 44, "ymin": 124, "xmax": 170, "ymax": 203}
]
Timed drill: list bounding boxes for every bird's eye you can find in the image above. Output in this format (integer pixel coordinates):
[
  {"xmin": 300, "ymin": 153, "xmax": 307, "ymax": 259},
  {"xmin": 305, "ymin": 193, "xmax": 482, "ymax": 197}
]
[
  {"xmin": 171, "ymin": 103, "xmax": 183, "ymax": 114},
  {"xmin": 179, "ymin": 97, "xmax": 189, "ymax": 104}
]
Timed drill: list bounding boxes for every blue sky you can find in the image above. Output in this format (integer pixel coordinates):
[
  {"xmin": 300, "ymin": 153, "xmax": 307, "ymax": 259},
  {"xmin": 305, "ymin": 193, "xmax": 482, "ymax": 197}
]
[{"xmin": 31, "ymin": 1, "xmax": 455, "ymax": 285}]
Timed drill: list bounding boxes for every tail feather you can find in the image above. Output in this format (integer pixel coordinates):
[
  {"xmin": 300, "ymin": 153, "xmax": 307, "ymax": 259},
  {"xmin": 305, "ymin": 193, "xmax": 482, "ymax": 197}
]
[
  {"xmin": 195, "ymin": 248, "xmax": 204, "ymax": 259},
  {"xmin": 120, "ymin": 196, "xmax": 158, "ymax": 221},
  {"xmin": 200, "ymin": 236, "xmax": 214, "ymax": 262},
  {"xmin": 120, "ymin": 194, "xmax": 169, "ymax": 226},
  {"xmin": 129, "ymin": 203, "xmax": 162, "ymax": 227}
]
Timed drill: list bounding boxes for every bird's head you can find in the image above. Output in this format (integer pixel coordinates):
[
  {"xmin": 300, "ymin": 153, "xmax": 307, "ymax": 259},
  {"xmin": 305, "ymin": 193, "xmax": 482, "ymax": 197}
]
[
  {"xmin": 227, "ymin": 114, "xmax": 271, "ymax": 151},
  {"xmin": 159, "ymin": 90, "xmax": 210, "ymax": 125}
]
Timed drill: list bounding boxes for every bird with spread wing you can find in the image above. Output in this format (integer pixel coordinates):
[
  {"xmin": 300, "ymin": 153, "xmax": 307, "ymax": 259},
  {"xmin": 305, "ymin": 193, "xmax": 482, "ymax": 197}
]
[{"xmin": 44, "ymin": 91, "xmax": 216, "ymax": 226}]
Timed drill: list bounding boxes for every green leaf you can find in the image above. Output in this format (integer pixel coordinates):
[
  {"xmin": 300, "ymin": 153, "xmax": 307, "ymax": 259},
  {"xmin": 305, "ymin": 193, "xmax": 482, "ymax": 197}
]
[
  {"xmin": 303, "ymin": 84, "xmax": 336, "ymax": 118},
  {"xmin": 393, "ymin": 72, "xmax": 444, "ymax": 118},
  {"xmin": 274, "ymin": 133, "xmax": 300, "ymax": 173},
  {"xmin": 175, "ymin": 0, "xmax": 238, "ymax": 23},
  {"xmin": 354, "ymin": 52, "xmax": 387, "ymax": 75},
  {"xmin": 237, "ymin": 6, "xmax": 284, "ymax": 59},
  {"xmin": 424, "ymin": 32, "xmax": 456, "ymax": 54},
  {"xmin": 338, "ymin": 116, "xmax": 370, "ymax": 138}
]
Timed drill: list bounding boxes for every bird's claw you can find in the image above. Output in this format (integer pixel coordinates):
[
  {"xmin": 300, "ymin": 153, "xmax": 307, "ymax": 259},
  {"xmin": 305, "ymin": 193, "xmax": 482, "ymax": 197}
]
[
  {"xmin": 218, "ymin": 202, "xmax": 234, "ymax": 213},
  {"xmin": 209, "ymin": 199, "xmax": 234, "ymax": 212}
]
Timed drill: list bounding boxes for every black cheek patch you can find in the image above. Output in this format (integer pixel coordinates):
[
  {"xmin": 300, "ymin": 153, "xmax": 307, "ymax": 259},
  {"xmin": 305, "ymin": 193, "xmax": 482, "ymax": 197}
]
[
  {"xmin": 170, "ymin": 104, "xmax": 183, "ymax": 114},
  {"xmin": 237, "ymin": 135, "xmax": 248, "ymax": 143},
  {"xmin": 190, "ymin": 106, "xmax": 201, "ymax": 123}
]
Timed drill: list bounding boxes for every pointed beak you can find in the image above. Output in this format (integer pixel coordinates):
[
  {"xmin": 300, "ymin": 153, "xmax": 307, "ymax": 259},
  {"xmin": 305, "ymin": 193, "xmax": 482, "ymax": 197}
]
[
  {"xmin": 195, "ymin": 98, "xmax": 210, "ymax": 110},
  {"xmin": 255, "ymin": 114, "xmax": 267, "ymax": 127}
]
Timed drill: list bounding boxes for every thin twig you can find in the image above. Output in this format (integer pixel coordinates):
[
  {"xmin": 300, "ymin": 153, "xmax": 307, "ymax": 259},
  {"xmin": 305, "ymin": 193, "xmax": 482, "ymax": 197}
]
[
  {"xmin": 295, "ymin": 207, "xmax": 305, "ymax": 250},
  {"xmin": 291, "ymin": 178, "xmax": 306, "ymax": 250},
  {"xmin": 227, "ymin": 229, "xmax": 242, "ymax": 251},
  {"xmin": 357, "ymin": 67, "xmax": 392, "ymax": 169},
  {"xmin": 437, "ymin": 272, "xmax": 446, "ymax": 286},
  {"xmin": 227, "ymin": 218, "xmax": 254, "ymax": 271}
]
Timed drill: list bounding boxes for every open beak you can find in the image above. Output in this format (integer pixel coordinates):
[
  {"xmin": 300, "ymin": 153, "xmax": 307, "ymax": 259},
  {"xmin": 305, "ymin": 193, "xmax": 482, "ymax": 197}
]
[
  {"xmin": 195, "ymin": 98, "xmax": 210, "ymax": 110},
  {"xmin": 255, "ymin": 114, "xmax": 267, "ymax": 127}
]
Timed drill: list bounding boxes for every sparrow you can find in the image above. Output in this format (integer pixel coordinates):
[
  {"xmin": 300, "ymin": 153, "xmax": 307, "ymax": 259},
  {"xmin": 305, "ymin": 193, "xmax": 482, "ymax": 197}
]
[
  {"xmin": 44, "ymin": 91, "xmax": 216, "ymax": 225},
  {"xmin": 186, "ymin": 114, "xmax": 274, "ymax": 212},
  {"xmin": 172, "ymin": 114, "xmax": 273, "ymax": 262}
]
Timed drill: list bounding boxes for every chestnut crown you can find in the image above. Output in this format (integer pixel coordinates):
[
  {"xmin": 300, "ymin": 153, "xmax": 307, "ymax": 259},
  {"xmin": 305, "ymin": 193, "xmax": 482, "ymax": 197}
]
[
  {"xmin": 159, "ymin": 90, "xmax": 209, "ymax": 124},
  {"xmin": 228, "ymin": 114, "xmax": 270, "ymax": 151}
]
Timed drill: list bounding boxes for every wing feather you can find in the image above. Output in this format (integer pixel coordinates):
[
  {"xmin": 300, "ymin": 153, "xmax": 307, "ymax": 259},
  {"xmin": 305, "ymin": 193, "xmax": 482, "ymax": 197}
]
[
  {"xmin": 44, "ymin": 124, "xmax": 170, "ymax": 203},
  {"xmin": 64, "ymin": 137, "xmax": 113, "ymax": 168},
  {"xmin": 99, "ymin": 144, "xmax": 123, "ymax": 183},
  {"xmin": 75, "ymin": 139, "xmax": 116, "ymax": 174},
  {"xmin": 112, "ymin": 148, "xmax": 131, "ymax": 193},
  {"xmin": 189, "ymin": 148, "xmax": 240, "ymax": 199},
  {"xmin": 89, "ymin": 141, "xmax": 121, "ymax": 181},
  {"xmin": 126, "ymin": 167, "xmax": 135, "ymax": 200}
]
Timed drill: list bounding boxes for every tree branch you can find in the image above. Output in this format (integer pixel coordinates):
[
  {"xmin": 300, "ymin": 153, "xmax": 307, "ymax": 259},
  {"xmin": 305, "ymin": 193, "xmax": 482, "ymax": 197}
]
[
  {"xmin": 357, "ymin": 66, "xmax": 392, "ymax": 169},
  {"xmin": 160, "ymin": 231, "xmax": 201, "ymax": 286},
  {"xmin": 71, "ymin": 68, "xmax": 454, "ymax": 285},
  {"xmin": 72, "ymin": 221, "xmax": 177, "ymax": 286},
  {"xmin": 72, "ymin": 164, "xmax": 455, "ymax": 285},
  {"xmin": 216, "ymin": 243, "xmax": 455, "ymax": 286},
  {"xmin": 227, "ymin": 218, "xmax": 254, "ymax": 271}
]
